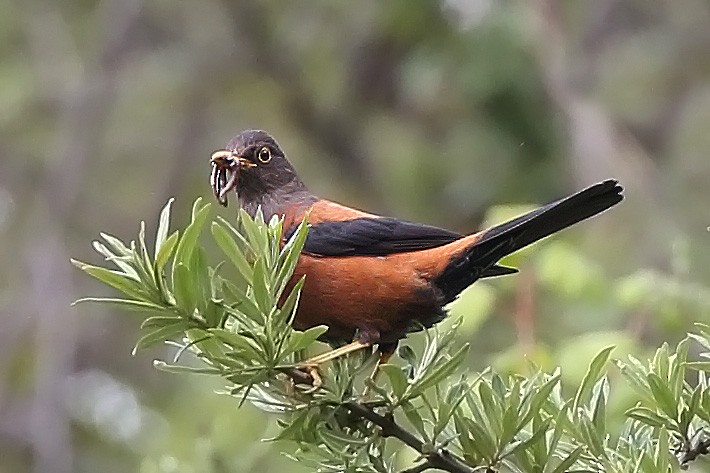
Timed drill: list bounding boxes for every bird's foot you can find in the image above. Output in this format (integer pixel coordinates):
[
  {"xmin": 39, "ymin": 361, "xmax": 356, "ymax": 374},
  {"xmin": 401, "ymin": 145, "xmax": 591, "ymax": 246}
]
[
  {"xmin": 361, "ymin": 348, "xmax": 395, "ymax": 398},
  {"xmin": 292, "ymin": 340, "xmax": 372, "ymax": 393},
  {"xmin": 298, "ymin": 364, "xmax": 322, "ymax": 394}
]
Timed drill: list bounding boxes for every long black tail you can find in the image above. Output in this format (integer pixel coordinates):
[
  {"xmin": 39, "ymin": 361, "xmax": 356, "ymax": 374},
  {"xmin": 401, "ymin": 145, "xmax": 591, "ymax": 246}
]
[{"xmin": 434, "ymin": 179, "xmax": 623, "ymax": 304}]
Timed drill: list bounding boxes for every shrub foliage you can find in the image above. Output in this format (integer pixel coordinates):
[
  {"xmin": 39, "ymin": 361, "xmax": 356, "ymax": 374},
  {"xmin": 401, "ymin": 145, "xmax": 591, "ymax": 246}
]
[{"xmin": 73, "ymin": 199, "xmax": 710, "ymax": 473}]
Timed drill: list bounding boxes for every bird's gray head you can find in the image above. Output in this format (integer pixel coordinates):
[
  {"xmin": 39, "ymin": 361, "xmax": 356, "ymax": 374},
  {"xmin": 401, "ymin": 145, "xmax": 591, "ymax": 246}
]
[{"xmin": 209, "ymin": 130, "xmax": 308, "ymax": 211}]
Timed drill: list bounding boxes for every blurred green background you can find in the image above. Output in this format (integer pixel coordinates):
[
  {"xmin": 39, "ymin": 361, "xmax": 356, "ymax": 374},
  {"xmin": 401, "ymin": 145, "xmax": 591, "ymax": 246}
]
[{"xmin": 2, "ymin": 0, "xmax": 710, "ymax": 472}]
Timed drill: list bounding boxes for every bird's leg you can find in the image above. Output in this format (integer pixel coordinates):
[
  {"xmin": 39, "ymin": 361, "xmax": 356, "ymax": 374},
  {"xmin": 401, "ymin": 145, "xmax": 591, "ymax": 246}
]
[
  {"xmin": 363, "ymin": 343, "xmax": 397, "ymax": 396},
  {"xmin": 295, "ymin": 330, "xmax": 380, "ymax": 392},
  {"xmin": 295, "ymin": 340, "xmax": 371, "ymax": 393},
  {"xmin": 298, "ymin": 339, "xmax": 371, "ymax": 367}
]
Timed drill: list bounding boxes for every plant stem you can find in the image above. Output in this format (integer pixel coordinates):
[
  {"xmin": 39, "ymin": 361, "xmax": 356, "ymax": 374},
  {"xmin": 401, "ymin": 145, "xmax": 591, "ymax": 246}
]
[
  {"xmin": 679, "ymin": 437, "xmax": 710, "ymax": 466},
  {"xmin": 344, "ymin": 401, "xmax": 479, "ymax": 473}
]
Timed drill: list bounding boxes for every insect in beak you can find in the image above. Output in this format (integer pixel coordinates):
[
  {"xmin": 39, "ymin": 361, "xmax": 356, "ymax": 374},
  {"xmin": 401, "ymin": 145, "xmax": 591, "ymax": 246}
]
[
  {"xmin": 210, "ymin": 150, "xmax": 258, "ymax": 206},
  {"xmin": 210, "ymin": 151, "xmax": 237, "ymax": 206}
]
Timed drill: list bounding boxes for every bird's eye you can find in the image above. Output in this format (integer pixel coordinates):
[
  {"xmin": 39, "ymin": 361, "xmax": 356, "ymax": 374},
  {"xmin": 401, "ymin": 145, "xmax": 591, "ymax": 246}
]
[{"xmin": 257, "ymin": 146, "xmax": 272, "ymax": 163}]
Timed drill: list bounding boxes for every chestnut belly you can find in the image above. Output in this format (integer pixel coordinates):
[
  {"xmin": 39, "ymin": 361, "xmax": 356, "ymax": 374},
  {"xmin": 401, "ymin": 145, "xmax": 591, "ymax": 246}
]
[{"xmin": 286, "ymin": 252, "xmax": 447, "ymax": 345}]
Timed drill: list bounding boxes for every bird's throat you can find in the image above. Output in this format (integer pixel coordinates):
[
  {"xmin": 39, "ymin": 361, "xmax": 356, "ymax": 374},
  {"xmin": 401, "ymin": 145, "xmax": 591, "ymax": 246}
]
[{"xmin": 238, "ymin": 184, "xmax": 317, "ymax": 222}]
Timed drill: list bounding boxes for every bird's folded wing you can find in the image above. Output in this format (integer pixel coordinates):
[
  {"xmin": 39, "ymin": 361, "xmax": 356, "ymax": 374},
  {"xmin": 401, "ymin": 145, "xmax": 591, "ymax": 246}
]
[{"xmin": 294, "ymin": 217, "xmax": 462, "ymax": 256}]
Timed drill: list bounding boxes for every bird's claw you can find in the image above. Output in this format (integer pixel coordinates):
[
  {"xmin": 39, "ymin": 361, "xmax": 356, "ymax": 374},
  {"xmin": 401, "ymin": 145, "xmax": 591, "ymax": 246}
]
[{"xmin": 297, "ymin": 364, "xmax": 322, "ymax": 393}]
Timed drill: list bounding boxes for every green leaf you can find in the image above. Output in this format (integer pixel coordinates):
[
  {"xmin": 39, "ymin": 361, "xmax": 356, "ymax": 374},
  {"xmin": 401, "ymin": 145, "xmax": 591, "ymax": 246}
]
[
  {"xmin": 274, "ymin": 276, "xmax": 305, "ymax": 327},
  {"xmin": 410, "ymin": 344, "xmax": 469, "ymax": 396},
  {"xmin": 670, "ymin": 338, "xmax": 689, "ymax": 399},
  {"xmin": 655, "ymin": 426, "xmax": 672, "ymax": 471},
  {"xmin": 288, "ymin": 325, "xmax": 328, "ymax": 354},
  {"xmin": 542, "ymin": 401, "xmax": 572, "ymax": 472},
  {"xmin": 685, "ymin": 361, "xmax": 710, "ymax": 371},
  {"xmin": 652, "ymin": 343, "xmax": 670, "ymax": 382},
  {"xmin": 433, "ymin": 379, "xmax": 468, "ymax": 440},
  {"xmin": 211, "ymin": 221, "xmax": 253, "ymax": 284},
  {"xmin": 190, "ymin": 197, "xmax": 203, "ymax": 220},
  {"xmin": 92, "ymin": 242, "xmax": 140, "ymax": 279},
  {"xmin": 573, "ymin": 345, "xmax": 614, "ymax": 411},
  {"xmin": 275, "ymin": 216, "xmax": 309, "ymax": 293},
  {"xmin": 689, "ymin": 332, "xmax": 710, "ymax": 352},
  {"xmin": 210, "ymin": 328, "xmax": 264, "ymax": 362},
  {"xmin": 399, "ymin": 345, "xmax": 417, "ymax": 370},
  {"xmin": 453, "ymin": 411, "xmax": 480, "ymax": 464},
  {"xmin": 132, "ymin": 321, "xmax": 192, "ymax": 354},
  {"xmin": 155, "ymin": 198, "xmax": 175, "ymax": 257},
  {"xmin": 99, "ymin": 232, "xmax": 132, "ymax": 257},
  {"xmin": 203, "ymin": 299, "xmax": 223, "ymax": 329},
  {"xmin": 222, "ymin": 288, "xmax": 263, "ymax": 325},
  {"xmin": 268, "ymin": 409, "xmax": 312, "ymax": 442},
  {"xmin": 130, "ymin": 239, "xmax": 160, "ymax": 292},
  {"xmin": 380, "ymin": 364, "xmax": 408, "ymax": 399},
  {"xmin": 590, "ymin": 377, "xmax": 608, "ymax": 435},
  {"xmin": 71, "ymin": 261, "xmax": 148, "ymax": 301},
  {"xmin": 476, "ymin": 382, "xmax": 502, "ymax": 438},
  {"xmin": 500, "ymin": 394, "xmax": 523, "ymax": 451},
  {"xmin": 72, "ymin": 297, "xmax": 165, "ymax": 312},
  {"xmin": 403, "ymin": 401, "xmax": 428, "ymax": 441},
  {"xmin": 172, "ymin": 262, "xmax": 196, "ymax": 312},
  {"xmin": 239, "ymin": 208, "xmax": 269, "ymax": 258},
  {"xmin": 625, "ymin": 406, "xmax": 673, "ymax": 429},
  {"xmin": 580, "ymin": 416, "xmax": 604, "ymax": 457},
  {"xmin": 216, "ymin": 216, "xmax": 254, "ymax": 255},
  {"xmin": 251, "ymin": 256, "xmax": 271, "ymax": 314},
  {"xmin": 615, "ymin": 356, "xmax": 653, "ymax": 401},
  {"xmin": 155, "ymin": 230, "xmax": 179, "ymax": 272},
  {"xmin": 528, "ymin": 411, "xmax": 550, "ymax": 468},
  {"xmin": 153, "ymin": 359, "xmax": 222, "ymax": 375},
  {"xmin": 646, "ymin": 373, "xmax": 678, "ymax": 419},
  {"xmin": 491, "ymin": 373, "xmax": 506, "ymax": 400},
  {"xmin": 549, "ymin": 446, "xmax": 583, "ymax": 473},
  {"xmin": 141, "ymin": 315, "xmax": 184, "ymax": 329},
  {"xmin": 138, "ymin": 220, "xmax": 151, "ymax": 269},
  {"xmin": 172, "ymin": 200, "xmax": 211, "ymax": 285},
  {"xmin": 190, "ymin": 245, "xmax": 210, "ymax": 313},
  {"xmin": 462, "ymin": 417, "xmax": 497, "ymax": 462},
  {"xmin": 517, "ymin": 375, "xmax": 560, "ymax": 430},
  {"xmin": 501, "ymin": 417, "xmax": 552, "ymax": 459}
]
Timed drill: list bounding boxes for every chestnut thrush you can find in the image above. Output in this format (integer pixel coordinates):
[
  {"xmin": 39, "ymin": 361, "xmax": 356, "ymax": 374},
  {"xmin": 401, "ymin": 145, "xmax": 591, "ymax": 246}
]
[{"xmin": 210, "ymin": 130, "xmax": 623, "ymax": 379}]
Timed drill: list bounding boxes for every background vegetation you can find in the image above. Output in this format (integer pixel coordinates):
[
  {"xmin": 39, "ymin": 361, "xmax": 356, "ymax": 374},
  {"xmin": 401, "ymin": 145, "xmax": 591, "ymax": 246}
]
[{"xmin": 2, "ymin": 1, "xmax": 710, "ymax": 472}]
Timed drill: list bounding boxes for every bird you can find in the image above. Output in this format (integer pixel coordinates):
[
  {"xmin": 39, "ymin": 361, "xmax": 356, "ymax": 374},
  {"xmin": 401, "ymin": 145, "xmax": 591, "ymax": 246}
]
[{"xmin": 209, "ymin": 129, "xmax": 623, "ymax": 385}]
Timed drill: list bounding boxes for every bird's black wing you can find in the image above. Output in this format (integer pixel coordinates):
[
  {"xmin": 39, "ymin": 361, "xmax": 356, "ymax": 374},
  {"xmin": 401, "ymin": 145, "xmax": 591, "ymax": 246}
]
[{"xmin": 294, "ymin": 217, "xmax": 461, "ymax": 256}]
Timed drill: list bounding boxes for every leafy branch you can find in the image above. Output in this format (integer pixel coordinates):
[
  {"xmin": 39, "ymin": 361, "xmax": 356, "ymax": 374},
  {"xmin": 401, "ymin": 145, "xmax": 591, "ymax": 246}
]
[{"xmin": 73, "ymin": 198, "xmax": 710, "ymax": 472}]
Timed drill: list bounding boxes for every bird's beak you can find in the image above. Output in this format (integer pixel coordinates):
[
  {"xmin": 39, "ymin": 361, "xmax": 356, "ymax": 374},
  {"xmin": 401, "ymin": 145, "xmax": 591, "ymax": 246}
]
[
  {"xmin": 209, "ymin": 149, "xmax": 256, "ymax": 207},
  {"xmin": 210, "ymin": 150, "xmax": 257, "ymax": 169}
]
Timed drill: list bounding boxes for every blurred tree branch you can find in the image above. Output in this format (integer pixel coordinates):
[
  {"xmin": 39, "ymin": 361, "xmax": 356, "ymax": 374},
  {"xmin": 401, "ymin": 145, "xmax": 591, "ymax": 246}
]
[{"xmin": 19, "ymin": 1, "xmax": 142, "ymax": 472}]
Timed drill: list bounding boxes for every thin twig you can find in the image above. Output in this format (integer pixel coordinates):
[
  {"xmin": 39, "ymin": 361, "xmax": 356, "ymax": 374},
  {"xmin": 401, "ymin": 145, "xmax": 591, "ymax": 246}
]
[
  {"xmin": 678, "ymin": 437, "xmax": 710, "ymax": 466},
  {"xmin": 344, "ymin": 402, "xmax": 478, "ymax": 473}
]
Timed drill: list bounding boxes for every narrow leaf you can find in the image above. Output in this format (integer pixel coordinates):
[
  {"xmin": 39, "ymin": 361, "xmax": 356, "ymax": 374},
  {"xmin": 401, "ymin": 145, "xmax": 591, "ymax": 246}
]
[
  {"xmin": 211, "ymin": 222, "xmax": 254, "ymax": 284},
  {"xmin": 132, "ymin": 321, "xmax": 192, "ymax": 354},
  {"xmin": 153, "ymin": 360, "xmax": 222, "ymax": 375},
  {"xmin": 380, "ymin": 364, "xmax": 408, "ymax": 399},
  {"xmin": 72, "ymin": 297, "xmax": 165, "ymax": 312},
  {"xmin": 155, "ymin": 231, "xmax": 179, "ymax": 272},
  {"xmin": 550, "ymin": 446, "xmax": 584, "ymax": 473},
  {"xmin": 573, "ymin": 345, "xmax": 614, "ymax": 411},
  {"xmin": 154, "ymin": 198, "xmax": 175, "ymax": 257},
  {"xmin": 72, "ymin": 261, "xmax": 149, "ymax": 301}
]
